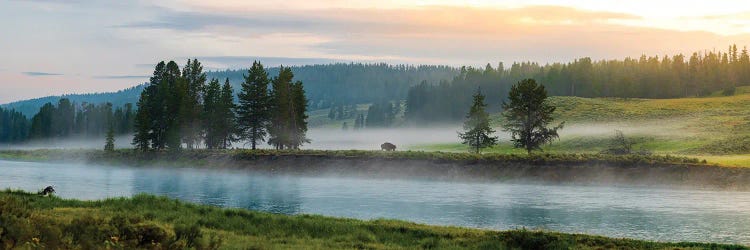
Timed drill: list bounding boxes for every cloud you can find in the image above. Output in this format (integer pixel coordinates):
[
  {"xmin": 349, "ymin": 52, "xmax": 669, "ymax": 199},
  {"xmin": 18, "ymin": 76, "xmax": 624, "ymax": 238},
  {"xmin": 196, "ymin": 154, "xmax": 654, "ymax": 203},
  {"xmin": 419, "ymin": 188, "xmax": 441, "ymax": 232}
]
[
  {"xmin": 93, "ymin": 75, "xmax": 149, "ymax": 79},
  {"xmin": 22, "ymin": 71, "xmax": 63, "ymax": 76},
  {"xmin": 111, "ymin": 4, "xmax": 750, "ymax": 65}
]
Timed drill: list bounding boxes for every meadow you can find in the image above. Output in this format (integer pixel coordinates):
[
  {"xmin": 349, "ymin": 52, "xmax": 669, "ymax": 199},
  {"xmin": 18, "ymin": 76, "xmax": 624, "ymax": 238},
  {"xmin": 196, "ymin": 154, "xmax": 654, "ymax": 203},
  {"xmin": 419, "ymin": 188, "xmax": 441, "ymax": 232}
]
[
  {"xmin": 411, "ymin": 87, "xmax": 750, "ymax": 167},
  {"xmin": 1, "ymin": 190, "xmax": 745, "ymax": 250}
]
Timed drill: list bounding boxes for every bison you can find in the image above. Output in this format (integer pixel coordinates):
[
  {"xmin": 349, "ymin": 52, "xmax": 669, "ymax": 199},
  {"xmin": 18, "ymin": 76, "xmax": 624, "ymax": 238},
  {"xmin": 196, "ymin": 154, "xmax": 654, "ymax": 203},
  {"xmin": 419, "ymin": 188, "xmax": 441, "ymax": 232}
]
[
  {"xmin": 381, "ymin": 142, "xmax": 397, "ymax": 151},
  {"xmin": 39, "ymin": 186, "xmax": 55, "ymax": 196}
]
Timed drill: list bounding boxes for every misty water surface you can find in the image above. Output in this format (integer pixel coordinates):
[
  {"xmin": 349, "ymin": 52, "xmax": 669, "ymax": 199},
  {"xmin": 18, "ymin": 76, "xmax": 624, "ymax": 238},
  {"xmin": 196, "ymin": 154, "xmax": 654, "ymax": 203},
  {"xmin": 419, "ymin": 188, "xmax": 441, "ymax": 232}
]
[{"xmin": 1, "ymin": 160, "xmax": 749, "ymax": 245}]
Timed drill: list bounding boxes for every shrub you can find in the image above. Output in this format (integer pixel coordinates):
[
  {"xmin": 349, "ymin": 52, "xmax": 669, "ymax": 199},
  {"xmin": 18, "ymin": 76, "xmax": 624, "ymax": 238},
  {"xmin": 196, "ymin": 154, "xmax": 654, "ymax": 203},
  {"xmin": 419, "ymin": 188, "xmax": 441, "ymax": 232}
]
[{"xmin": 174, "ymin": 223, "xmax": 202, "ymax": 247}]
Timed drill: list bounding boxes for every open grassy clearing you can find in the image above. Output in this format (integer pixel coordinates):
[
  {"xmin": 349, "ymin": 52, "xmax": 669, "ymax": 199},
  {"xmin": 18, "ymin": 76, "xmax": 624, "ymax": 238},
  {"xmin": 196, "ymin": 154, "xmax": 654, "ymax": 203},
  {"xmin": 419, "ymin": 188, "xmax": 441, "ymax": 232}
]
[{"xmin": 412, "ymin": 90, "xmax": 750, "ymax": 166}]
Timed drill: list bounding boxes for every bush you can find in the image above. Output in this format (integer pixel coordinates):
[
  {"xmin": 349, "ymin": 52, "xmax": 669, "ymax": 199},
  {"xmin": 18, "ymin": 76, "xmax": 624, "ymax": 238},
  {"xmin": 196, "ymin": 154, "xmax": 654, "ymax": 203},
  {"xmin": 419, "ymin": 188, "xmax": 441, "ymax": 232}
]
[{"xmin": 174, "ymin": 223, "xmax": 202, "ymax": 248}]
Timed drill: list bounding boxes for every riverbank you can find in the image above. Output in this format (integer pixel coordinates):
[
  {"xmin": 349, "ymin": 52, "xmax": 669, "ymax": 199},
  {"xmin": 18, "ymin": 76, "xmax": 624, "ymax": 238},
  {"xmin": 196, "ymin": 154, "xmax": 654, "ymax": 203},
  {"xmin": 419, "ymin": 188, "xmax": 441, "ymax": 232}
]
[
  {"xmin": 3, "ymin": 149, "xmax": 750, "ymax": 190},
  {"xmin": 0, "ymin": 190, "xmax": 744, "ymax": 249}
]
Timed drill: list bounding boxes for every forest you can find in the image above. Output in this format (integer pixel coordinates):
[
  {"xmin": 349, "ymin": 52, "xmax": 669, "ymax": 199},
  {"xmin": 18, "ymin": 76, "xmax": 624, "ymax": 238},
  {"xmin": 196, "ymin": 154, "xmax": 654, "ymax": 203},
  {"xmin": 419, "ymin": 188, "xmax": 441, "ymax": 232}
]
[
  {"xmin": 0, "ymin": 99, "xmax": 134, "ymax": 143},
  {"xmin": 132, "ymin": 59, "xmax": 309, "ymax": 151},
  {"xmin": 3, "ymin": 45, "xmax": 750, "ymax": 142},
  {"xmin": 405, "ymin": 45, "xmax": 750, "ymax": 123}
]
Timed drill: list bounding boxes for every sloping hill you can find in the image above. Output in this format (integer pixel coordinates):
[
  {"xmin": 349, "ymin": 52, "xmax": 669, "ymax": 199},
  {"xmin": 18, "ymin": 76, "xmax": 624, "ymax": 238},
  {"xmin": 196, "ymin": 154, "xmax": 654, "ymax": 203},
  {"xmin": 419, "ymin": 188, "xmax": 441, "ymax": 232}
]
[
  {"xmin": 415, "ymin": 89, "xmax": 750, "ymax": 166},
  {"xmin": 2, "ymin": 84, "xmax": 145, "ymax": 117},
  {"xmin": 2, "ymin": 63, "xmax": 458, "ymax": 117}
]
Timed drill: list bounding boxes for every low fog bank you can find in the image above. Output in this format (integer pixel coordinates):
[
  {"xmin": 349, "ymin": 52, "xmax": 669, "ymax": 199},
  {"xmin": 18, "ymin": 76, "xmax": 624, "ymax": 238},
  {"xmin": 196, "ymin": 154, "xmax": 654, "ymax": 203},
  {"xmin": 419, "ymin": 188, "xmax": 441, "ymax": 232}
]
[
  {"xmin": 0, "ymin": 135, "xmax": 134, "ymax": 150},
  {"xmin": 0, "ymin": 121, "xmax": 685, "ymax": 151},
  {"xmin": 241, "ymin": 127, "xmax": 469, "ymax": 150}
]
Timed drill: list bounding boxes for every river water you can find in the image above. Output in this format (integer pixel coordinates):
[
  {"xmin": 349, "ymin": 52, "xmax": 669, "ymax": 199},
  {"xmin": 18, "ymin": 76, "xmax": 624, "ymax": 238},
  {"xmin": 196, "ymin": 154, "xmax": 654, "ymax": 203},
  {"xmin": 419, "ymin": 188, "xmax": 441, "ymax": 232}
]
[{"xmin": 1, "ymin": 160, "xmax": 749, "ymax": 245}]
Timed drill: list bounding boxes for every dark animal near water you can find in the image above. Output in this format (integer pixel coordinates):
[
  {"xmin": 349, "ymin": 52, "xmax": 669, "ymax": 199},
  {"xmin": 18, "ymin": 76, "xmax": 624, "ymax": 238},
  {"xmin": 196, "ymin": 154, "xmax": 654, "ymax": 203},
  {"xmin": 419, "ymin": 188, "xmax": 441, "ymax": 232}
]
[
  {"xmin": 39, "ymin": 186, "xmax": 55, "ymax": 196},
  {"xmin": 381, "ymin": 142, "xmax": 397, "ymax": 151}
]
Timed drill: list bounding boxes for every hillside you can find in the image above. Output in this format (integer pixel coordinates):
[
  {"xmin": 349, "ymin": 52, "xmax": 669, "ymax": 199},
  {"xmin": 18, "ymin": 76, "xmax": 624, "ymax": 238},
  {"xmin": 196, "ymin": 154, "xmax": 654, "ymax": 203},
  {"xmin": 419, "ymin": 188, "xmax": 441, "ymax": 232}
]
[
  {"xmin": 412, "ymin": 87, "xmax": 750, "ymax": 166},
  {"xmin": 2, "ymin": 63, "xmax": 458, "ymax": 117}
]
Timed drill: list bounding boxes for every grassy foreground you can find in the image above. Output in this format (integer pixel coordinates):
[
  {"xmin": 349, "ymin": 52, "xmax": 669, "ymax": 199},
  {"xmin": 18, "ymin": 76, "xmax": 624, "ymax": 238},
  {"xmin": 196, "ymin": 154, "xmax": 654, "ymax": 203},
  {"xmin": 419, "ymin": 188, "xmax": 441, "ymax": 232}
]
[{"xmin": 0, "ymin": 191, "xmax": 745, "ymax": 250}]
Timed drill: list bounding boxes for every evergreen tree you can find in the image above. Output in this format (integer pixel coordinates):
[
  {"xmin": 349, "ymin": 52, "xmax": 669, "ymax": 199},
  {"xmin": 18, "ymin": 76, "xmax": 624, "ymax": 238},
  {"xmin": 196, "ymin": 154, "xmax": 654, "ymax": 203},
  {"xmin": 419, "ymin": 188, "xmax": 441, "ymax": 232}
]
[
  {"xmin": 202, "ymin": 78, "xmax": 222, "ymax": 149},
  {"xmin": 268, "ymin": 67, "xmax": 293, "ymax": 149},
  {"xmin": 104, "ymin": 125, "xmax": 115, "ymax": 152},
  {"xmin": 132, "ymin": 91, "xmax": 151, "ymax": 151},
  {"xmin": 29, "ymin": 103, "xmax": 54, "ymax": 139},
  {"xmin": 132, "ymin": 60, "xmax": 185, "ymax": 151},
  {"xmin": 458, "ymin": 88, "xmax": 497, "ymax": 153},
  {"xmin": 218, "ymin": 79, "xmax": 237, "ymax": 148},
  {"xmin": 268, "ymin": 66, "xmax": 309, "ymax": 149},
  {"xmin": 354, "ymin": 114, "xmax": 365, "ymax": 130},
  {"xmin": 501, "ymin": 79, "xmax": 564, "ymax": 154},
  {"xmin": 147, "ymin": 61, "xmax": 167, "ymax": 149},
  {"xmin": 236, "ymin": 61, "xmax": 271, "ymax": 150},
  {"xmin": 180, "ymin": 59, "xmax": 207, "ymax": 149},
  {"xmin": 164, "ymin": 61, "xmax": 185, "ymax": 150},
  {"xmin": 288, "ymin": 80, "xmax": 310, "ymax": 149}
]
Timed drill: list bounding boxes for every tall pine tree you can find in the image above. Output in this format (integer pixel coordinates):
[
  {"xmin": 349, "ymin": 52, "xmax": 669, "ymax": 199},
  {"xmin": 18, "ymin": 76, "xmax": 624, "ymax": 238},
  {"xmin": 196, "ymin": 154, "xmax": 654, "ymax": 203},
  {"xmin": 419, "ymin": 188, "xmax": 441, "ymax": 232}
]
[
  {"xmin": 132, "ymin": 90, "xmax": 151, "ymax": 151},
  {"xmin": 218, "ymin": 79, "xmax": 237, "ymax": 148},
  {"xmin": 268, "ymin": 66, "xmax": 309, "ymax": 149},
  {"xmin": 202, "ymin": 78, "xmax": 222, "ymax": 149},
  {"xmin": 501, "ymin": 79, "xmax": 564, "ymax": 154},
  {"xmin": 237, "ymin": 61, "xmax": 271, "ymax": 150},
  {"xmin": 458, "ymin": 88, "xmax": 497, "ymax": 154},
  {"xmin": 180, "ymin": 59, "xmax": 206, "ymax": 149}
]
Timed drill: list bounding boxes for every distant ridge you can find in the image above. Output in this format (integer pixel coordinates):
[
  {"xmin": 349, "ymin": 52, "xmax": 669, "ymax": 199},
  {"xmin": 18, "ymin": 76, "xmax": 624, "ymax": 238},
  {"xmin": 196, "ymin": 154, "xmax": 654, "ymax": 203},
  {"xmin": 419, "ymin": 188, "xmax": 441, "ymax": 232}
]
[
  {"xmin": 1, "ymin": 84, "xmax": 146, "ymax": 117},
  {"xmin": 2, "ymin": 63, "xmax": 459, "ymax": 117}
]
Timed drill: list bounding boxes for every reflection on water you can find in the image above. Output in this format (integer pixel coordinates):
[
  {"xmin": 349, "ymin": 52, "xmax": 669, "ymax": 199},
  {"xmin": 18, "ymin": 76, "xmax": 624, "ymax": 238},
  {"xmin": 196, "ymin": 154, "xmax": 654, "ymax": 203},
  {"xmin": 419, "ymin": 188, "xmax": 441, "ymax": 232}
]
[{"xmin": 1, "ymin": 160, "xmax": 749, "ymax": 244}]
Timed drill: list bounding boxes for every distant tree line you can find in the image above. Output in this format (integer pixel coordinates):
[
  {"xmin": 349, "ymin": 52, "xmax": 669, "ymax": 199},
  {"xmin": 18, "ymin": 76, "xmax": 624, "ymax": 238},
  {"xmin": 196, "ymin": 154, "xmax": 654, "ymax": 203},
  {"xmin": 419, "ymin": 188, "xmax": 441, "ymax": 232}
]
[
  {"xmin": 0, "ymin": 99, "xmax": 134, "ymax": 143},
  {"xmin": 205, "ymin": 63, "xmax": 459, "ymax": 110},
  {"xmin": 0, "ymin": 107, "xmax": 29, "ymax": 143},
  {"xmin": 133, "ymin": 59, "xmax": 309, "ymax": 151},
  {"xmin": 406, "ymin": 45, "xmax": 750, "ymax": 124}
]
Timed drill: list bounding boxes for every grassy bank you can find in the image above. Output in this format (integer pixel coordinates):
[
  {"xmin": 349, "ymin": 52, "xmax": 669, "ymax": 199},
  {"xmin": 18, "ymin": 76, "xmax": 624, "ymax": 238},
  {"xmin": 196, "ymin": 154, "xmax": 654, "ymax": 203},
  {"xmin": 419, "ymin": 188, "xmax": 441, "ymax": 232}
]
[
  {"xmin": 8, "ymin": 149, "xmax": 750, "ymax": 190},
  {"xmin": 0, "ymin": 148, "xmax": 707, "ymax": 167},
  {"xmin": 0, "ymin": 190, "xmax": 745, "ymax": 250}
]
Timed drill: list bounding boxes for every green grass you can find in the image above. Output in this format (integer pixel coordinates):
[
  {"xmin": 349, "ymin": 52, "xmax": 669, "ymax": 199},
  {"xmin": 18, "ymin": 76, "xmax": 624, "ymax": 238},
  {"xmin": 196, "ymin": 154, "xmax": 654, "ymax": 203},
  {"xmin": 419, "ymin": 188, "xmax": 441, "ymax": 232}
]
[
  {"xmin": 413, "ymin": 92, "xmax": 750, "ymax": 167},
  {"xmin": 0, "ymin": 190, "xmax": 745, "ymax": 250},
  {"xmin": 0, "ymin": 148, "xmax": 709, "ymax": 168},
  {"xmin": 308, "ymin": 104, "xmax": 372, "ymax": 129}
]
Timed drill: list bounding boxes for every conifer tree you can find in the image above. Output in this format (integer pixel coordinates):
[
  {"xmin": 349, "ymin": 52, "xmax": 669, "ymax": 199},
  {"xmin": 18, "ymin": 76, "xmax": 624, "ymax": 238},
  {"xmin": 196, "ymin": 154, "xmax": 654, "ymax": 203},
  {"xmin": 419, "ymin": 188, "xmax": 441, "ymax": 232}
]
[
  {"xmin": 288, "ymin": 80, "xmax": 310, "ymax": 149},
  {"xmin": 163, "ymin": 61, "xmax": 184, "ymax": 150},
  {"xmin": 237, "ymin": 61, "xmax": 271, "ymax": 150},
  {"xmin": 180, "ymin": 59, "xmax": 206, "ymax": 149},
  {"xmin": 458, "ymin": 88, "xmax": 497, "ymax": 154},
  {"xmin": 501, "ymin": 79, "xmax": 564, "ymax": 154},
  {"xmin": 268, "ymin": 67, "xmax": 293, "ymax": 149},
  {"xmin": 132, "ymin": 91, "xmax": 151, "ymax": 151},
  {"xmin": 268, "ymin": 66, "xmax": 309, "ymax": 149},
  {"xmin": 104, "ymin": 125, "xmax": 115, "ymax": 152},
  {"xmin": 202, "ymin": 78, "xmax": 222, "ymax": 149},
  {"xmin": 218, "ymin": 78, "xmax": 236, "ymax": 148}
]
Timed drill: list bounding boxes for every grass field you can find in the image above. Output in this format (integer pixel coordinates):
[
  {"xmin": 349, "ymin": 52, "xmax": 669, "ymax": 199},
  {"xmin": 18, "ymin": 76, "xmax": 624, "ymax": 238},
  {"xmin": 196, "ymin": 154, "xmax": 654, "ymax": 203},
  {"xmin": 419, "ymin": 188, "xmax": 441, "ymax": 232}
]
[
  {"xmin": 1, "ymin": 190, "xmax": 745, "ymax": 250},
  {"xmin": 411, "ymin": 88, "xmax": 750, "ymax": 167}
]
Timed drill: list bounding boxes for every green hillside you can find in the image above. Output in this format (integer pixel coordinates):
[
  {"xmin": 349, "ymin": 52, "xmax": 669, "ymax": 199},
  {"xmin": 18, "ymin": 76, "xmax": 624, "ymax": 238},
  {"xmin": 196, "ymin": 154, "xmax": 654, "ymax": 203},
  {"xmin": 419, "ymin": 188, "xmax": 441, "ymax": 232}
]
[{"xmin": 413, "ymin": 87, "xmax": 750, "ymax": 167}]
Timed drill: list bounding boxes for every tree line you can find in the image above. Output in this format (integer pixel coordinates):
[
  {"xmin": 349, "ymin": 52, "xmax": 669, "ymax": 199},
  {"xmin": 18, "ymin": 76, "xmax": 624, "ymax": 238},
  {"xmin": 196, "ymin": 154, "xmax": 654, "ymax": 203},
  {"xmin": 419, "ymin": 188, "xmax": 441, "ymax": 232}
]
[
  {"xmin": 407, "ymin": 45, "xmax": 750, "ymax": 124},
  {"xmin": 0, "ymin": 99, "xmax": 134, "ymax": 143},
  {"xmin": 133, "ymin": 59, "xmax": 309, "ymax": 151}
]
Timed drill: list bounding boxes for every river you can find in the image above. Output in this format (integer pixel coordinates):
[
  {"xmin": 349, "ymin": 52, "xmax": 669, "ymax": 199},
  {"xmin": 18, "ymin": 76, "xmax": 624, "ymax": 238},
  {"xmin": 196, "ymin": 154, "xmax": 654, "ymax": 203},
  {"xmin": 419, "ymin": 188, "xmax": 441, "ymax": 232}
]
[{"xmin": 1, "ymin": 160, "xmax": 749, "ymax": 245}]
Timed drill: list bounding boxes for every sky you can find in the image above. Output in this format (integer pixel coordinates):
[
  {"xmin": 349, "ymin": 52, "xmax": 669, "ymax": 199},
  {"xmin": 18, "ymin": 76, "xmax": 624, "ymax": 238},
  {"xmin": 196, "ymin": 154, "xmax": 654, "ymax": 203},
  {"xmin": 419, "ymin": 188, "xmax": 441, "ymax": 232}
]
[{"xmin": 2, "ymin": 0, "xmax": 750, "ymax": 104}]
